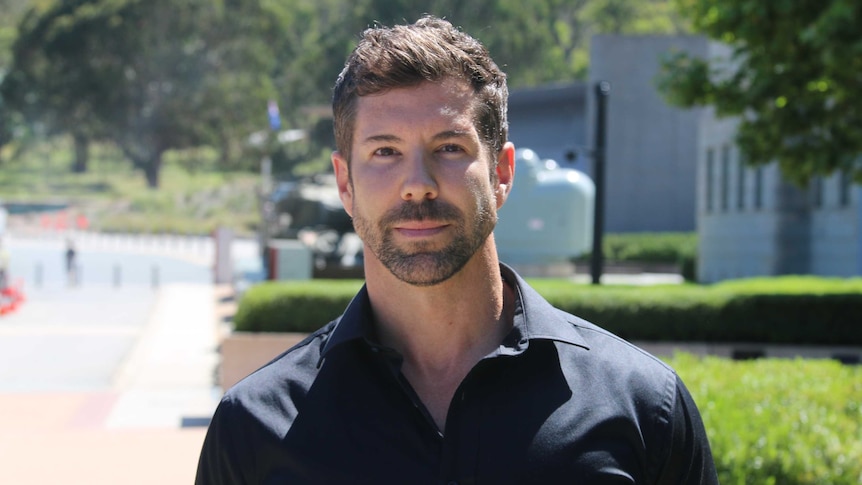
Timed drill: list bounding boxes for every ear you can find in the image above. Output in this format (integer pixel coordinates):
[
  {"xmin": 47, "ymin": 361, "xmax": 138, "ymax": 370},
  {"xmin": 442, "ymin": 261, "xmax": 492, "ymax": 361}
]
[
  {"xmin": 494, "ymin": 142, "xmax": 515, "ymax": 209},
  {"xmin": 332, "ymin": 151, "xmax": 354, "ymax": 217}
]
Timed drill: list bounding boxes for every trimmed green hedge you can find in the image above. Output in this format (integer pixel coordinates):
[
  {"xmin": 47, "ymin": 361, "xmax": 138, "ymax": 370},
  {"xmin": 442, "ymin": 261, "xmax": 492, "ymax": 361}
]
[
  {"xmin": 233, "ymin": 280, "xmax": 364, "ymax": 333},
  {"xmin": 576, "ymin": 232, "xmax": 697, "ymax": 263},
  {"xmin": 669, "ymin": 354, "xmax": 862, "ymax": 484},
  {"xmin": 574, "ymin": 231, "xmax": 698, "ymax": 281},
  {"xmin": 233, "ymin": 276, "xmax": 862, "ymax": 345}
]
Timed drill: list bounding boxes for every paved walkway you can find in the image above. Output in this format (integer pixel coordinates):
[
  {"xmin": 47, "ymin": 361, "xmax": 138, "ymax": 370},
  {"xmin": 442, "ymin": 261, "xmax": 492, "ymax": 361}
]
[{"xmin": 0, "ymin": 280, "xmax": 226, "ymax": 484}]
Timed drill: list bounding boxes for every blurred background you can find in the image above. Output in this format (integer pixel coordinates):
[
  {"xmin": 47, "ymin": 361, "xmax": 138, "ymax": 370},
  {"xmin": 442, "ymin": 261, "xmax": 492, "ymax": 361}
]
[
  {"xmin": 2, "ymin": 0, "xmax": 858, "ymax": 284},
  {"xmin": 0, "ymin": 1, "xmax": 860, "ymax": 484}
]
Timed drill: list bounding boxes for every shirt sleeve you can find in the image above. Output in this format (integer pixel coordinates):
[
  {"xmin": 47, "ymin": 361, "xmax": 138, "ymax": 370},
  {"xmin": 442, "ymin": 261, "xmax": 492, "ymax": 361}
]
[
  {"xmin": 655, "ymin": 375, "xmax": 719, "ymax": 484},
  {"xmin": 195, "ymin": 398, "xmax": 249, "ymax": 485}
]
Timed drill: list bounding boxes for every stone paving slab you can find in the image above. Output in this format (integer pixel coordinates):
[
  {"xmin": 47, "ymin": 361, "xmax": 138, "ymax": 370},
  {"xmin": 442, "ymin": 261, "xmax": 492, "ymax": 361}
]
[{"xmin": 0, "ymin": 393, "xmax": 206, "ymax": 485}]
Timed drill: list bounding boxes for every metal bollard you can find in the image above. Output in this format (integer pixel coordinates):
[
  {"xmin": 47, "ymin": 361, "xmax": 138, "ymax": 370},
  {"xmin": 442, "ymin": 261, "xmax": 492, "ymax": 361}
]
[
  {"xmin": 151, "ymin": 265, "xmax": 160, "ymax": 289},
  {"xmin": 35, "ymin": 263, "xmax": 42, "ymax": 288}
]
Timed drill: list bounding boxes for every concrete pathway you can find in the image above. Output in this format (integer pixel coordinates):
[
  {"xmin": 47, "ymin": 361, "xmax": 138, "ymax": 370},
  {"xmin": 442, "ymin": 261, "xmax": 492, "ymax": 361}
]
[{"xmin": 0, "ymin": 265, "xmax": 225, "ymax": 483}]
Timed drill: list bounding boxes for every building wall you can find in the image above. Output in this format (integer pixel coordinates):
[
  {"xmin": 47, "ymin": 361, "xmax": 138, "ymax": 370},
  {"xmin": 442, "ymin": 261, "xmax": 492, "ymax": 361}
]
[
  {"xmin": 588, "ymin": 35, "xmax": 706, "ymax": 233},
  {"xmin": 507, "ymin": 83, "xmax": 587, "ymax": 172},
  {"xmin": 510, "ymin": 34, "xmax": 862, "ymax": 280},
  {"xmin": 697, "ymin": 106, "xmax": 861, "ymax": 282},
  {"xmin": 810, "ymin": 174, "xmax": 859, "ymax": 276},
  {"xmin": 697, "ymin": 110, "xmax": 783, "ymax": 282}
]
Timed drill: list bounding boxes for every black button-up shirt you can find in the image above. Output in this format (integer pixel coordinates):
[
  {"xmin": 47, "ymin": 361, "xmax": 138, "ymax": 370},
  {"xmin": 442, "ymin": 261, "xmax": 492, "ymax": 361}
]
[{"xmin": 197, "ymin": 265, "xmax": 718, "ymax": 484}]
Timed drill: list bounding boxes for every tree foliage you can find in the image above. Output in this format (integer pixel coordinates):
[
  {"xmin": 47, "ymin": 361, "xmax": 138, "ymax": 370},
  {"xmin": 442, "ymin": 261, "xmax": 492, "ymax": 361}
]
[
  {"xmin": 1, "ymin": 0, "xmax": 282, "ymax": 186},
  {"xmin": 658, "ymin": 0, "xmax": 862, "ymax": 185},
  {"xmin": 0, "ymin": 0, "xmax": 31, "ymax": 71},
  {"xmin": 0, "ymin": 0, "xmax": 686, "ymax": 186}
]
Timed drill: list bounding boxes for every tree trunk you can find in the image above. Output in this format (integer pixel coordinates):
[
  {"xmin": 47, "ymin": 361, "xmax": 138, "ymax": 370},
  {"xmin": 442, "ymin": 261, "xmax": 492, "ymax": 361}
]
[
  {"xmin": 118, "ymin": 142, "xmax": 163, "ymax": 189},
  {"xmin": 72, "ymin": 133, "xmax": 89, "ymax": 173},
  {"xmin": 144, "ymin": 154, "xmax": 163, "ymax": 188}
]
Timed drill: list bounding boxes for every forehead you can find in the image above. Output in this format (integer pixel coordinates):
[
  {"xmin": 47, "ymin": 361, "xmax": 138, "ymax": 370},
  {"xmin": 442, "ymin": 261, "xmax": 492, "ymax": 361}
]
[{"xmin": 353, "ymin": 79, "xmax": 478, "ymax": 141}]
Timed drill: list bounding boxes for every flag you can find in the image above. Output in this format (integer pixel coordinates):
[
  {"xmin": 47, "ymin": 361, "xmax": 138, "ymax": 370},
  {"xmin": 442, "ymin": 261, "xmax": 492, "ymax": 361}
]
[{"xmin": 268, "ymin": 100, "xmax": 282, "ymax": 131}]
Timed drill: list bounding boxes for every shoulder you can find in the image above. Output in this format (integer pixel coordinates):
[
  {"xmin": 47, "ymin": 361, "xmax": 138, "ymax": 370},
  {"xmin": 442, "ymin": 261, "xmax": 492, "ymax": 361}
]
[
  {"xmin": 216, "ymin": 320, "xmax": 338, "ymax": 431},
  {"xmin": 228, "ymin": 319, "xmax": 337, "ymax": 392},
  {"xmin": 546, "ymin": 311, "xmax": 708, "ymax": 477},
  {"xmin": 555, "ymin": 308, "xmax": 678, "ymax": 405},
  {"xmin": 509, "ymin": 267, "xmax": 678, "ymax": 407},
  {"xmin": 568, "ymin": 310, "xmax": 674, "ymax": 374}
]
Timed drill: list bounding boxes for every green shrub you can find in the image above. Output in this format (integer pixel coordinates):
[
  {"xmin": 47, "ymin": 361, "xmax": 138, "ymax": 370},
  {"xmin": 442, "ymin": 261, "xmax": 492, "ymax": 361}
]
[
  {"xmin": 577, "ymin": 231, "xmax": 697, "ymax": 264},
  {"xmin": 233, "ymin": 277, "xmax": 862, "ymax": 345},
  {"xmin": 234, "ymin": 280, "xmax": 362, "ymax": 332},
  {"xmin": 528, "ymin": 281, "xmax": 862, "ymax": 345},
  {"xmin": 679, "ymin": 253, "xmax": 697, "ymax": 282},
  {"xmin": 713, "ymin": 276, "xmax": 862, "ymax": 294},
  {"xmin": 669, "ymin": 354, "xmax": 862, "ymax": 485}
]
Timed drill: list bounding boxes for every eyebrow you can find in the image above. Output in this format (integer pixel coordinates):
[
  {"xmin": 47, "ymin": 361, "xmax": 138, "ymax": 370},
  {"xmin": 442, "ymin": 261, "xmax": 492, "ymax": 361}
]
[
  {"xmin": 361, "ymin": 134, "xmax": 401, "ymax": 145},
  {"xmin": 432, "ymin": 130, "xmax": 472, "ymax": 142},
  {"xmin": 360, "ymin": 130, "xmax": 472, "ymax": 145}
]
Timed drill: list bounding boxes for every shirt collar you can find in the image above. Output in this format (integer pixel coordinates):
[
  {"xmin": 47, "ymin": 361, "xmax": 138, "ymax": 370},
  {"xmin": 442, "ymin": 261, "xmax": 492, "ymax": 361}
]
[
  {"xmin": 319, "ymin": 284, "xmax": 375, "ymax": 362},
  {"xmin": 319, "ymin": 263, "xmax": 590, "ymax": 363},
  {"xmin": 501, "ymin": 263, "xmax": 590, "ymax": 351}
]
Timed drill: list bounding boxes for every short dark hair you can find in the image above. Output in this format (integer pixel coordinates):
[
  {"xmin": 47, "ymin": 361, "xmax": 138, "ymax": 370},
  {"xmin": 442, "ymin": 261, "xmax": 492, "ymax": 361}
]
[{"xmin": 332, "ymin": 16, "xmax": 508, "ymax": 162}]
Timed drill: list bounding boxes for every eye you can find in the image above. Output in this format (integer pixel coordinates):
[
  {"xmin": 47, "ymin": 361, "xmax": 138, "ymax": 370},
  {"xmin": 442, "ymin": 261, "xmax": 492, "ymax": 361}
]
[
  {"xmin": 438, "ymin": 144, "xmax": 465, "ymax": 154},
  {"xmin": 373, "ymin": 147, "xmax": 399, "ymax": 157}
]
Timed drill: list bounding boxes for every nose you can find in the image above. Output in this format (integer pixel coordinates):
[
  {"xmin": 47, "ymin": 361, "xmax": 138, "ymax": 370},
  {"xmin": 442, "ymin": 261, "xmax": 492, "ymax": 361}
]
[{"xmin": 400, "ymin": 152, "xmax": 438, "ymax": 201}]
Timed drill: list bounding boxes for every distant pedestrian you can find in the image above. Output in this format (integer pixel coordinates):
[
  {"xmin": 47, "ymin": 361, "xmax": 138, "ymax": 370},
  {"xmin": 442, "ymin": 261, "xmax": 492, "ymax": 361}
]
[
  {"xmin": 0, "ymin": 238, "xmax": 9, "ymax": 290},
  {"xmin": 65, "ymin": 239, "xmax": 77, "ymax": 286}
]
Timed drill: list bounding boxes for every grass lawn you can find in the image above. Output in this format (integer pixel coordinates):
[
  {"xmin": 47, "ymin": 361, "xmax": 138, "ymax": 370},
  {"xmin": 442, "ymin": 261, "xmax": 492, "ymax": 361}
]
[{"xmin": 0, "ymin": 138, "xmax": 262, "ymax": 236}]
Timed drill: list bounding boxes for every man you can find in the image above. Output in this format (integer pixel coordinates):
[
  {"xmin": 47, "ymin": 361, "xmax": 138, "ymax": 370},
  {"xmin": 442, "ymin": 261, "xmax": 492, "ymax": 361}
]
[{"xmin": 197, "ymin": 16, "xmax": 718, "ymax": 484}]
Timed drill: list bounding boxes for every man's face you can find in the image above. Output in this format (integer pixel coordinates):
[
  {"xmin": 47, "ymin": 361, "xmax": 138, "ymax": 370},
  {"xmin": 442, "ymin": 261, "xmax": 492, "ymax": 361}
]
[{"xmin": 332, "ymin": 79, "xmax": 513, "ymax": 286}]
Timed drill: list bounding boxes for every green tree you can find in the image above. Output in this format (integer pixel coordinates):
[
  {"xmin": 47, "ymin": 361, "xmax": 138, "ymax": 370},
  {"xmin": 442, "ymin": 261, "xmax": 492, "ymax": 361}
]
[
  {"xmin": 657, "ymin": 0, "xmax": 862, "ymax": 185},
  {"xmin": 0, "ymin": 0, "xmax": 30, "ymax": 71},
  {"xmin": 1, "ymin": 0, "xmax": 689, "ymax": 179},
  {"xmin": 0, "ymin": 0, "xmax": 35, "ymax": 157},
  {"xmin": 1, "ymin": 0, "xmax": 282, "ymax": 187},
  {"xmin": 331, "ymin": 0, "xmax": 686, "ymax": 86},
  {"xmin": 0, "ymin": 1, "xmax": 107, "ymax": 172}
]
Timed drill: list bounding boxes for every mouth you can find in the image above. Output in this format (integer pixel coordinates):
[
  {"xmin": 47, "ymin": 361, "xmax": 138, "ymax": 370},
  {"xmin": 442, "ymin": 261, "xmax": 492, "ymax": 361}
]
[{"xmin": 393, "ymin": 221, "xmax": 450, "ymax": 238}]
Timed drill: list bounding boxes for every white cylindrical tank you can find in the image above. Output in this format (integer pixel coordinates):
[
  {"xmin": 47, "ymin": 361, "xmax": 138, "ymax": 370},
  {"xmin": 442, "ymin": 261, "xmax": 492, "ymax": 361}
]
[{"xmin": 495, "ymin": 148, "xmax": 595, "ymax": 265}]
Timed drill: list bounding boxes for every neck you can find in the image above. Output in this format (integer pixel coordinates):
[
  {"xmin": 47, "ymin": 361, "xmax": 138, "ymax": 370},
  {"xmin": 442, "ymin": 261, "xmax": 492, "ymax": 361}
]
[
  {"xmin": 365, "ymin": 244, "xmax": 511, "ymax": 368},
  {"xmin": 363, "ymin": 243, "xmax": 514, "ymax": 431}
]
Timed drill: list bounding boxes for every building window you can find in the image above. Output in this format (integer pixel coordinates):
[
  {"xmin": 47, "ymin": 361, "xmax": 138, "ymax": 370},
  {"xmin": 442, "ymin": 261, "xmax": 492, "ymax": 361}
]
[
  {"xmin": 811, "ymin": 176, "xmax": 823, "ymax": 209},
  {"xmin": 705, "ymin": 148, "xmax": 714, "ymax": 213},
  {"xmin": 839, "ymin": 170, "xmax": 852, "ymax": 207},
  {"xmin": 720, "ymin": 145, "xmax": 730, "ymax": 212},
  {"xmin": 754, "ymin": 166, "xmax": 764, "ymax": 210},
  {"xmin": 737, "ymin": 156, "xmax": 746, "ymax": 210}
]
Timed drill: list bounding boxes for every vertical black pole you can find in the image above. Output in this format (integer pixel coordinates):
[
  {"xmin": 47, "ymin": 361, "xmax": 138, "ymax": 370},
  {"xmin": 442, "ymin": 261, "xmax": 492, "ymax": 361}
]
[{"xmin": 591, "ymin": 81, "xmax": 611, "ymax": 285}]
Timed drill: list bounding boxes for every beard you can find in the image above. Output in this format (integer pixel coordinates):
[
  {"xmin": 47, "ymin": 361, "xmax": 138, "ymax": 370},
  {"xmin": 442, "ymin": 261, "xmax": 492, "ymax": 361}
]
[{"xmin": 352, "ymin": 194, "xmax": 497, "ymax": 287}]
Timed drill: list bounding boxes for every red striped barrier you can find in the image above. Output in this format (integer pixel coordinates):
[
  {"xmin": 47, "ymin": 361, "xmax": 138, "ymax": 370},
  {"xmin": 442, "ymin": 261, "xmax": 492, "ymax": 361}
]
[{"xmin": 0, "ymin": 280, "xmax": 26, "ymax": 315}]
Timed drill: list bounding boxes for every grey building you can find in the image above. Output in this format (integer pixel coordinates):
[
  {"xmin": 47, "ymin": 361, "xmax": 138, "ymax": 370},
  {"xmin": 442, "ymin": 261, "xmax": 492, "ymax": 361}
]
[
  {"xmin": 668, "ymin": 40, "xmax": 862, "ymax": 282},
  {"xmin": 507, "ymin": 82, "xmax": 587, "ymax": 172},
  {"xmin": 587, "ymin": 35, "xmax": 707, "ymax": 233},
  {"xmin": 696, "ymin": 103, "xmax": 862, "ymax": 282},
  {"xmin": 508, "ymin": 34, "xmax": 705, "ymax": 235},
  {"xmin": 508, "ymin": 34, "xmax": 862, "ymax": 282}
]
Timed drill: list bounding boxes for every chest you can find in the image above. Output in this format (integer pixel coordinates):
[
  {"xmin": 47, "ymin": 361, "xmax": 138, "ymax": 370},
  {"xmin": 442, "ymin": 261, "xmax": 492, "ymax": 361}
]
[{"xmin": 252, "ymin": 345, "xmax": 657, "ymax": 484}]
